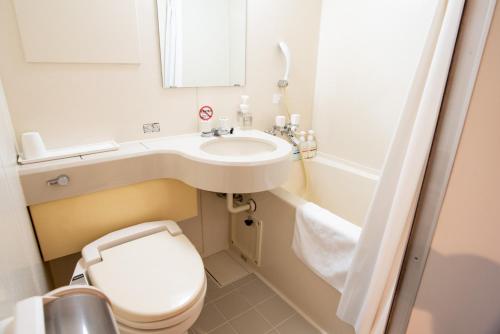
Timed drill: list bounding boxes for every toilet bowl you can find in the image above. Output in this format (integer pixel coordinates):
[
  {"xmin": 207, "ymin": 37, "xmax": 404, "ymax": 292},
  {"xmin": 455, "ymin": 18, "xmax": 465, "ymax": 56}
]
[{"xmin": 71, "ymin": 220, "xmax": 207, "ymax": 334}]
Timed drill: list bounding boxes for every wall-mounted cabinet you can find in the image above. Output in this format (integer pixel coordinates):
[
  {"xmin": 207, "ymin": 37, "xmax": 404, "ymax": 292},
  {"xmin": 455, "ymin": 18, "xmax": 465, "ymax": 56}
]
[{"xmin": 13, "ymin": 0, "xmax": 141, "ymax": 63}]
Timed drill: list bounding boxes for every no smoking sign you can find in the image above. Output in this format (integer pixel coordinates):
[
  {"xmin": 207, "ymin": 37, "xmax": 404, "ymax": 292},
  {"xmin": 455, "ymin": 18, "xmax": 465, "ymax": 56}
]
[{"xmin": 199, "ymin": 105, "xmax": 214, "ymax": 121}]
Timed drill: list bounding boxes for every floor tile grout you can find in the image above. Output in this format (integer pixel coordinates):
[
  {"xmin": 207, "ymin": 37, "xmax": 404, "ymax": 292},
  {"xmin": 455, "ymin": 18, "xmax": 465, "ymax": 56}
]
[
  {"xmin": 253, "ymin": 306, "xmax": 276, "ymax": 331},
  {"xmin": 212, "ymin": 293, "xmax": 250, "ymax": 322},
  {"xmin": 271, "ymin": 312, "xmax": 298, "ymax": 332},
  {"xmin": 238, "ymin": 288, "xmax": 276, "ymax": 308},
  {"xmin": 206, "ymin": 276, "xmax": 275, "ymax": 318},
  {"xmin": 197, "ymin": 274, "xmax": 318, "ymax": 334},
  {"xmin": 206, "ymin": 320, "xmax": 231, "ymax": 334},
  {"xmin": 212, "ymin": 301, "xmax": 233, "ymax": 321},
  {"xmin": 212, "ymin": 285, "xmax": 277, "ymax": 323},
  {"xmin": 226, "ymin": 321, "xmax": 240, "ymax": 334},
  {"xmin": 215, "ymin": 295, "xmax": 296, "ymax": 334},
  {"xmin": 204, "ymin": 274, "xmax": 258, "ymax": 305},
  {"xmin": 255, "ymin": 301, "xmax": 299, "ymax": 334}
]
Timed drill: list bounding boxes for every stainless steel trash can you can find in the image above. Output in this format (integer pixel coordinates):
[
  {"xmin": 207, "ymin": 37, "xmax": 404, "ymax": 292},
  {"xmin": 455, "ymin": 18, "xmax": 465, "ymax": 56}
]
[{"xmin": 44, "ymin": 293, "xmax": 118, "ymax": 334}]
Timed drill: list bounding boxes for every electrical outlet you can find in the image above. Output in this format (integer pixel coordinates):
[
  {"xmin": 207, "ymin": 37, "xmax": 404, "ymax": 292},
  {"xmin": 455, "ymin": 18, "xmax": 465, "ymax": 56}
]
[{"xmin": 143, "ymin": 122, "xmax": 160, "ymax": 133}]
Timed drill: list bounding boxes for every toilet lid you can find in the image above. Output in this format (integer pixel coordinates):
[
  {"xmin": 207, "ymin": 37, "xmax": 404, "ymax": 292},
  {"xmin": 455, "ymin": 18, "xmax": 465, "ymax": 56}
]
[{"xmin": 87, "ymin": 230, "xmax": 205, "ymax": 323}]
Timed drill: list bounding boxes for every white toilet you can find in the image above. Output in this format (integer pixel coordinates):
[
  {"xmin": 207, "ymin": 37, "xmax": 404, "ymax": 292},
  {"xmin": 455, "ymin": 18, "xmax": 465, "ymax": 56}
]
[{"xmin": 71, "ymin": 220, "xmax": 207, "ymax": 334}]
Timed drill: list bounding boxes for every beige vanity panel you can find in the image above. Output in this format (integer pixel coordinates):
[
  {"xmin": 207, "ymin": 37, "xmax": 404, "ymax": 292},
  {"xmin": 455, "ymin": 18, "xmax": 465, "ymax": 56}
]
[{"xmin": 30, "ymin": 179, "xmax": 197, "ymax": 261}]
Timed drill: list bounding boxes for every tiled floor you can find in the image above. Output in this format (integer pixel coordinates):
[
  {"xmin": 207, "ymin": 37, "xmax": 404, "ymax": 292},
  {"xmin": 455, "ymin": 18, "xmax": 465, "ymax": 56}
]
[{"xmin": 190, "ymin": 274, "xmax": 320, "ymax": 334}]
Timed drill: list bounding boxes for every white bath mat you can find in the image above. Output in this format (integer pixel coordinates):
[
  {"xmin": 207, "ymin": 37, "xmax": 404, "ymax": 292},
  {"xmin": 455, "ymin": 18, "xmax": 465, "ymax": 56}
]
[{"xmin": 204, "ymin": 251, "xmax": 250, "ymax": 287}]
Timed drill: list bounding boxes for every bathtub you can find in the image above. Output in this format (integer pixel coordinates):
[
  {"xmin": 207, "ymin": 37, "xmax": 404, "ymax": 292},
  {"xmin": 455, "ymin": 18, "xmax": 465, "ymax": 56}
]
[
  {"xmin": 273, "ymin": 153, "xmax": 379, "ymax": 226},
  {"xmin": 241, "ymin": 154, "xmax": 379, "ymax": 333}
]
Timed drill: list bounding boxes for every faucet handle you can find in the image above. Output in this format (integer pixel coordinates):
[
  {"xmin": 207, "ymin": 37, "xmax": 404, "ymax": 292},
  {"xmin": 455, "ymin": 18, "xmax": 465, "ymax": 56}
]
[{"xmin": 201, "ymin": 127, "xmax": 234, "ymax": 137}]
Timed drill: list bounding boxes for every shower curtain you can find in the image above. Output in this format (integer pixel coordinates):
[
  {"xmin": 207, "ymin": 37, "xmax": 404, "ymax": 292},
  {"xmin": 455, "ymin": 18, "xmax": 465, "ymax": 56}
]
[
  {"xmin": 336, "ymin": 1, "xmax": 465, "ymax": 333},
  {"xmin": 165, "ymin": 0, "xmax": 183, "ymax": 87}
]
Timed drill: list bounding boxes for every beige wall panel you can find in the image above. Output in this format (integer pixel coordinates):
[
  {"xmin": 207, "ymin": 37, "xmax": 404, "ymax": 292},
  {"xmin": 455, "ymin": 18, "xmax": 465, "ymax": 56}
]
[
  {"xmin": 30, "ymin": 179, "xmax": 197, "ymax": 261},
  {"xmin": 407, "ymin": 3, "xmax": 500, "ymax": 333},
  {"xmin": 200, "ymin": 191, "xmax": 230, "ymax": 257}
]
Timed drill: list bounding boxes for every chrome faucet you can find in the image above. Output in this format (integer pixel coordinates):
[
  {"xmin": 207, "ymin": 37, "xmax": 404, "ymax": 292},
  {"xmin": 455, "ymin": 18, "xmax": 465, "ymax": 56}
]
[
  {"xmin": 267, "ymin": 123, "xmax": 298, "ymax": 145},
  {"xmin": 201, "ymin": 127, "xmax": 234, "ymax": 137}
]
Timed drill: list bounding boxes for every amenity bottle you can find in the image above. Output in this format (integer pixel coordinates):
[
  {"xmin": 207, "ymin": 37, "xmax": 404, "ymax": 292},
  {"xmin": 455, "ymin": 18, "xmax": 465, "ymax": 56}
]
[{"xmin": 307, "ymin": 130, "xmax": 317, "ymax": 158}]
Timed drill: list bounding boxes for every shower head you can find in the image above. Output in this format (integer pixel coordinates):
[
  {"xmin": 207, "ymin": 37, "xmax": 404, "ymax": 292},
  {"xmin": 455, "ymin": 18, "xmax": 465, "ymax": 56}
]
[{"xmin": 278, "ymin": 41, "xmax": 291, "ymax": 87}]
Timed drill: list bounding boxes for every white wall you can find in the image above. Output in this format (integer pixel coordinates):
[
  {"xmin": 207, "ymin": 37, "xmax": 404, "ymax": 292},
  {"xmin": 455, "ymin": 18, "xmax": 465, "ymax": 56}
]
[
  {"xmin": 11, "ymin": 0, "xmax": 141, "ymax": 64},
  {"xmin": 407, "ymin": 4, "xmax": 500, "ymax": 333},
  {"xmin": 313, "ymin": 0, "xmax": 442, "ymax": 171},
  {"xmin": 228, "ymin": 0, "xmax": 247, "ymax": 85},
  {"xmin": 0, "ymin": 0, "xmax": 321, "ymax": 150},
  {"xmin": 0, "ymin": 79, "xmax": 49, "ymax": 318}
]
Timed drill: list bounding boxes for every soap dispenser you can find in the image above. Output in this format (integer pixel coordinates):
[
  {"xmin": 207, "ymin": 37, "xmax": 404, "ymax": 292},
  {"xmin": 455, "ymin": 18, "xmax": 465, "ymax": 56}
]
[
  {"xmin": 239, "ymin": 95, "xmax": 253, "ymax": 130},
  {"xmin": 236, "ymin": 95, "xmax": 248, "ymax": 128}
]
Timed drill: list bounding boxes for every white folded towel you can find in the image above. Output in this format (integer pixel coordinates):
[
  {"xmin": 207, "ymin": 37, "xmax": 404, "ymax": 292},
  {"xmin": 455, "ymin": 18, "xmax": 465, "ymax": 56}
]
[{"xmin": 292, "ymin": 202, "xmax": 361, "ymax": 292}]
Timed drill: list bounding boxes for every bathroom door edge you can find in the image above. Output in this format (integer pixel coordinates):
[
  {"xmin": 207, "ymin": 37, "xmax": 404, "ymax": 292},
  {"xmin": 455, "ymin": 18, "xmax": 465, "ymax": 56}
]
[{"xmin": 386, "ymin": 1, "xmax": 498, "ymax": 333}]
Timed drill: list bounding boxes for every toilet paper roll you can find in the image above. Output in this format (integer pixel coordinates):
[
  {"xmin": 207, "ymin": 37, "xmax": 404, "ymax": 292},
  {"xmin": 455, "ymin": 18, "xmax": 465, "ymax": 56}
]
[{"xmin": 21, "ymin": 132, "xmax": 46, "ymax": 159}]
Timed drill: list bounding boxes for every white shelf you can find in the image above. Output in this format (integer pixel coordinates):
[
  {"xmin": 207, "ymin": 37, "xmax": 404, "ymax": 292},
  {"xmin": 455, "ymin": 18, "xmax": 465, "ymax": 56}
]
[{"xmin": 18, "ymin": 141, "xmax": 119, "ymax": 165}]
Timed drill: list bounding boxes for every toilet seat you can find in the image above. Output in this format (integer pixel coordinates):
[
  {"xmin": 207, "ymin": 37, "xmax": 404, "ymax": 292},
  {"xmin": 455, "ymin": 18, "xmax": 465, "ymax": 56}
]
[{"xmin": 78, "ymin": 221, "xmax": 206, "ymax": 331}]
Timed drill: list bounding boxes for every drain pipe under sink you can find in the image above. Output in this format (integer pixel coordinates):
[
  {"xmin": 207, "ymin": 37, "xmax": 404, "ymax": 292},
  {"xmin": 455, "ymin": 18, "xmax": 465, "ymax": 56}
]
[{"xmin": 226, "ymin": 193, "xmax": 256, "ymax": 214}]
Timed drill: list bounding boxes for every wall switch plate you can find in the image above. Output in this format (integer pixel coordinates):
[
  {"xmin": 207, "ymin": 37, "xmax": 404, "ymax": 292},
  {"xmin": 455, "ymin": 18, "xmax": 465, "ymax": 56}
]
[
  {"xmin": 272, "ymin": 93, "xmax": 282, "ymax": 104},
  {"xmin": 143, "ymin": 122, "xmax": 160, "ymax": 133}
]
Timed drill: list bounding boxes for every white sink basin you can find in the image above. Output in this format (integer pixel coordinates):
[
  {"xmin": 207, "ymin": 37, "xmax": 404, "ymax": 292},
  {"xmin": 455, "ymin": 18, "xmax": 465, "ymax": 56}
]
[
  {"xmin": 144, "ymin": 130, "xmax": 292, "ymax": 193},
  {"xmin": 201, "ymin": 137, "xmax": 276, "ymax": 156}
]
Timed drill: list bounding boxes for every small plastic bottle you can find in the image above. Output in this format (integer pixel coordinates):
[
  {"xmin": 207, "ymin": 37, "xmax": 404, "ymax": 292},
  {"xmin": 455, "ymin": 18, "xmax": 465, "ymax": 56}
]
[
  {"xmin": 290, "ymin": 114, "xmax": 301, "ymax": 128},
  {"xmin": 237, "ymin": 95, "xmax": 249, "ymax": 129},
  {"xmin": 242, "ymin": 110, "xmax": 253, "ymax": 130},
  {"xmin": 307, "ymin": 130, "xmax": 317, "ymax": 158},
  {"xmin": 299, "ymin": 131, "xmax": 308, "ymax": 159}
]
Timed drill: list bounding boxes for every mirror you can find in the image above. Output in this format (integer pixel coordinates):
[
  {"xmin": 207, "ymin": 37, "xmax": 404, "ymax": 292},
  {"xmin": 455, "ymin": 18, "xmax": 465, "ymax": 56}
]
[{"xmin": 157, "ymin": 0, "xmax": 247, "ymax": 88}]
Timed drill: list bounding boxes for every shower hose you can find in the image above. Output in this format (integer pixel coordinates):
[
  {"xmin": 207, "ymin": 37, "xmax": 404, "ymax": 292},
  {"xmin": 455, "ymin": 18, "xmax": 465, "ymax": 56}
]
[{"xmin": 280, "ymin": 86, "xmax": 310, "ymax": 196}]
